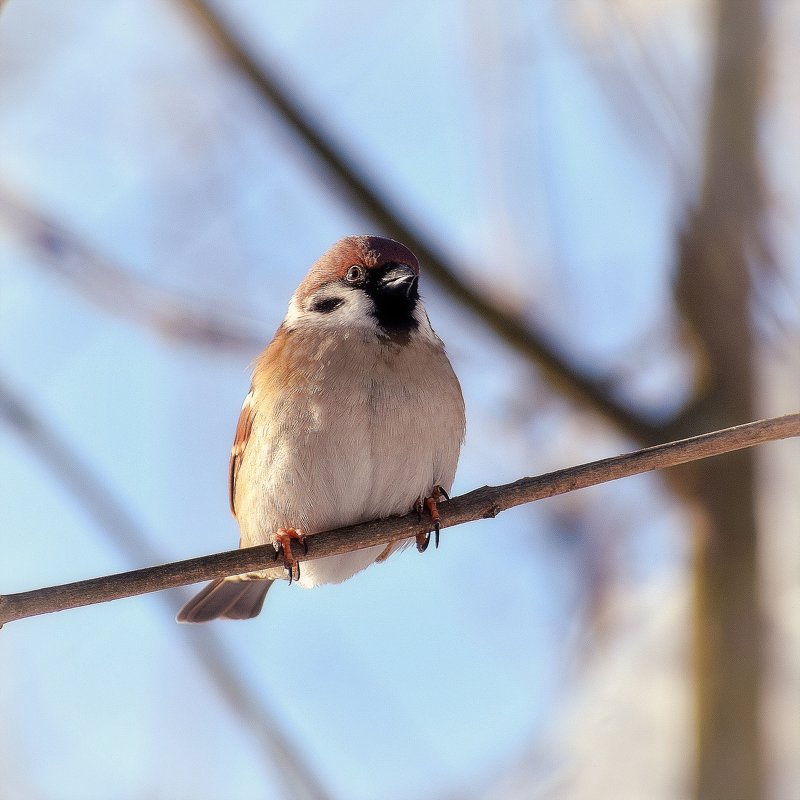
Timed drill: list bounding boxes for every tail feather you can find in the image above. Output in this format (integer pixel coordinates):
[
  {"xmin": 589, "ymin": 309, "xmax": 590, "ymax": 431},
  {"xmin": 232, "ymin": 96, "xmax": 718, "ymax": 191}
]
[{"xmin": 176, "ymin": 578, "xmax": 272, "ymax": 623}]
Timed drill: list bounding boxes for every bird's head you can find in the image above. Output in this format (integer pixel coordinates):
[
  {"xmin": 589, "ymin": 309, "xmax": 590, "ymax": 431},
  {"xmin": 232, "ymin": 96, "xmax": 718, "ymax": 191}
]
[{"xmin": 286, "ymin": 236, "xmax": 424, "ymax": 339}]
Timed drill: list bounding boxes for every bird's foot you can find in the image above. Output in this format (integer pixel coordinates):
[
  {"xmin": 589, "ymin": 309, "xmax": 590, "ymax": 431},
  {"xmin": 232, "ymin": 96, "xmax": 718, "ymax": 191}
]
[
  {"xmin": 271, "ymin": 528, "xmax": 307, "ymax": 585},
  {"xmin": 415, "ymin": 486, "xmax": 449, "ymax": 552}
]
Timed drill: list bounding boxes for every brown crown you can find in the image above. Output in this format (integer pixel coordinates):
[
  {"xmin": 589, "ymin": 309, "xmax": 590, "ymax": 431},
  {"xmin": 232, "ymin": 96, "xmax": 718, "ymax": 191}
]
[{"xmin": 295, "ymin": 236, "xmax": 420, "ymax": 301}]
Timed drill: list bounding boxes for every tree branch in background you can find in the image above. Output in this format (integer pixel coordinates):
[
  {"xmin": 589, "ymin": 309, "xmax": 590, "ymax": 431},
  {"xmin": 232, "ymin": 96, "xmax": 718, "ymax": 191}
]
[
  {"xmin": 0, "ymin": 375, "xmax": 331, "ymax": 800},
  {"xmin": 0, "ymin": 188, "xmax": 265, "ymax": 352},
  {"xmin": 2, "ymin": 412, "xmax": 797, "ymax": 627},
  {"xmin": 179, "ymin": 0, "xmax": 663, "ymax": 445}
]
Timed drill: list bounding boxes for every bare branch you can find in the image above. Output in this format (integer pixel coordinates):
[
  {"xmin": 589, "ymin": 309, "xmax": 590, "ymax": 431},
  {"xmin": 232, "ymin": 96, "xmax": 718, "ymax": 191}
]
[
  {"xmin": 178, "ymin": 0, "xmax": 663, "ymax": 444},
  {"xmin": 2, "ymin": 412, "xmax": 797, "ymax": 628}
]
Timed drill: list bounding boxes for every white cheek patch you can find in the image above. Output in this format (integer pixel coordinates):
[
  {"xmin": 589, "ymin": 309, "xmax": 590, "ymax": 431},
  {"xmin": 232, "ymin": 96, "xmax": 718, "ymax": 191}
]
[
  {"xmin": 332, "ymin": 291, "xmax": 378, "ymax": 329},
  {"xmin": 284, "ymin": 288, "xmax": 378, "ymax": 333}
]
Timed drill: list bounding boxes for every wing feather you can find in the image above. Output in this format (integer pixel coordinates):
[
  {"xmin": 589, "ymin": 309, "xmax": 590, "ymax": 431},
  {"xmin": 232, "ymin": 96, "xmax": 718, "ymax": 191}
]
[{"xmin": 228, "ymin": 389, "xmax": 256, "ymax": 517}]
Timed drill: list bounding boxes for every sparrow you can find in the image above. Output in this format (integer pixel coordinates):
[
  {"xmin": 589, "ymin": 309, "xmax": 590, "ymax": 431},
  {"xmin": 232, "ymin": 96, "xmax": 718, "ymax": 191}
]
[{"xmin": 177, "ymin": 235, "xmax": 465, "ymax": 622}]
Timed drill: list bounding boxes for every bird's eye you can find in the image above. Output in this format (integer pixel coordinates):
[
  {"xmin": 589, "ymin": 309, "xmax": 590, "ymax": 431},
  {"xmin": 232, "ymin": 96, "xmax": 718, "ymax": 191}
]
[{"xmin": 344, "ymin": 265, "xmax": 366, "ymax": 285}]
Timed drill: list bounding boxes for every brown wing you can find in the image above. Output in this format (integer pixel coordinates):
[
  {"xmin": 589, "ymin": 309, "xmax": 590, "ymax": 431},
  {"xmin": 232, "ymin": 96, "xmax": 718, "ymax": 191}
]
[{"xmin": 228, "ymin": 389, "xmax": 256, "ymax": 517}]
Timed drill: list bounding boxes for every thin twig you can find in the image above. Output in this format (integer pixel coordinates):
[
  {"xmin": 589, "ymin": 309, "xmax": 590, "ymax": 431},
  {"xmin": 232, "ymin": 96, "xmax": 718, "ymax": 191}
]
[
  {"xmin": 178, "ymin": 0, "xmax": 661, "ymax": 444},
  {"xmin": 2, "ymin": 412, "xmax": 797, "ymax": 628}
]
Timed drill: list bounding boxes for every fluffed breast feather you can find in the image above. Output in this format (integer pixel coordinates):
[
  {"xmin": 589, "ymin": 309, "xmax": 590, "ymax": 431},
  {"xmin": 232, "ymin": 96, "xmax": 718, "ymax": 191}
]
[{"xmin": 230, "ymin": 321, "xmax": 464, "ymax": 541}]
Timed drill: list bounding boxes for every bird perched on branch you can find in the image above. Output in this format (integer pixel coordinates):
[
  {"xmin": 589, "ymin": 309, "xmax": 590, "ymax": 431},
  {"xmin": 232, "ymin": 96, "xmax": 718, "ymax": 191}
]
[{"xmin": 177, "ymin": 236, "xmax": 465, "ymax": 622}]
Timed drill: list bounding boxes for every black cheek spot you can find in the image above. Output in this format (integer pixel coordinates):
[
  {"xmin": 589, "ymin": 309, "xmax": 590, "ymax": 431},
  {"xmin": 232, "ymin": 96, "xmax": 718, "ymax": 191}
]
[{"xmin": 310, "ymin": 297, "xmax": 345, "ymax": 314}]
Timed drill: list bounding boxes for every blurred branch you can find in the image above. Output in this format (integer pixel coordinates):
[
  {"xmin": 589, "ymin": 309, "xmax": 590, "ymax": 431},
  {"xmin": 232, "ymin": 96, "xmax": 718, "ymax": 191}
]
[
  {"xmin": 0, "ymin": 375, "xmax": 332, "ymax": 800},
  {"xmin": 179, "ymin": 0, "xmax": 662, "ymax": 444},
  {"xmin": 2, "ymin": 411, "xmax": 797, "ymax": 626},
  {"xmin": 0, "ymin": 187, "xmax": 265, "ymax": 352}
]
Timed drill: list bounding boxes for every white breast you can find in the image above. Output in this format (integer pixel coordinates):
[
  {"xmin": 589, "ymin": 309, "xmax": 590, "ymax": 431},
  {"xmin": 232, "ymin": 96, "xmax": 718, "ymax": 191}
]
[{"xmin": 235, "ymin": 318, "xmax": 465, "ymax": 587}]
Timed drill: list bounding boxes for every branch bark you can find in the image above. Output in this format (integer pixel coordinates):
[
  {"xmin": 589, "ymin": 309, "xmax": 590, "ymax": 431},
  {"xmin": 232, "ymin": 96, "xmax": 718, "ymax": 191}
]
[{"xmin": 2, "ymin": 412, "xmax": 797, "ymax": 628}]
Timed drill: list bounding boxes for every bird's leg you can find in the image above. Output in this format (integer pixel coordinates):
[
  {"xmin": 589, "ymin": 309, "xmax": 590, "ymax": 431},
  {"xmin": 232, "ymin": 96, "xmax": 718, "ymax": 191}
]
[
  {"xmin": 415, "ymin": 485, "xmax": 449, "ymax": 552},
  {"xmin": 414, "ymin": 498, "xmax": 427, "ymax": 552},
  {"xmin": 271, "ymin": 528, "xmax": 307, "ymax": 585},
  {"xmin": 426, "ymin": 485, "xmax": 448, "ymax": 548}
]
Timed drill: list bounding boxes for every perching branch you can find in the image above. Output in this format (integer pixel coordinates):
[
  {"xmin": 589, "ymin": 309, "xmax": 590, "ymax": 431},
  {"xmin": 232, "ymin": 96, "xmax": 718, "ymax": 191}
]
[{"xmin": 2, "ymin": 412, "xmax": 797, "ymax": 628}]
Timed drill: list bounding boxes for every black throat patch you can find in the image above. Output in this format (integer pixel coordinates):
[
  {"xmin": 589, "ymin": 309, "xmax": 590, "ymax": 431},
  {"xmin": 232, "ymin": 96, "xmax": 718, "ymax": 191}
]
[{"xmin": 365, "ymin": 262, "xmax": 419, "ymax": 335}]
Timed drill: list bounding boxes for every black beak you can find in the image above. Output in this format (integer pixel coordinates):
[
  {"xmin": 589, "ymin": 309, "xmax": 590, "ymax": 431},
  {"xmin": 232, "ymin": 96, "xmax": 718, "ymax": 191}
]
[{"xmin": 378, "ymin": 263, "xmax": 418, "ymax": 297}]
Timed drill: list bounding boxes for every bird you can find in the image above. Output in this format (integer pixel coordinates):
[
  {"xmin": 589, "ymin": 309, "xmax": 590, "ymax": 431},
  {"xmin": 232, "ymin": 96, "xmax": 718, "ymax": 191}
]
[{"xmin": 177, "ymin": 235, "xmax": 465, "ymax": 622}]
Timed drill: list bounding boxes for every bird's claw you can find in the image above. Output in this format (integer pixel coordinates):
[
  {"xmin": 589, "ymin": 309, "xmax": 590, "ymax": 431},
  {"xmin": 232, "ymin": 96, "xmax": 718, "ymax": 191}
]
[
  {"xmin": 271, "ymin": 528, "xmax": 306, "ymax": 585},
  {"xmin": 416, "ymin": 486, "xmax": 447, "ymax": 553}
]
